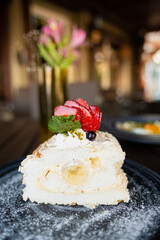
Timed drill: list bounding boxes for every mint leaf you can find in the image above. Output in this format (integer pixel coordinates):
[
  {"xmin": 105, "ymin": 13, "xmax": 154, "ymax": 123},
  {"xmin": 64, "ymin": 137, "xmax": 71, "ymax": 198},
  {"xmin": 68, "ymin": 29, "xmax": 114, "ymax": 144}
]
[{"xmin": 48, "ymin": 115, "xmax": 81, "ymax": 133}]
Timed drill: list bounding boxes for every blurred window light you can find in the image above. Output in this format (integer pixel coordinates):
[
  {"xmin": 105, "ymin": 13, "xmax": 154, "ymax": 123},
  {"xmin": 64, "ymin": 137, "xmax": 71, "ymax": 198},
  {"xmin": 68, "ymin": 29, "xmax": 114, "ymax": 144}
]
[
  {"xmin": 91, "ymin": 29, "xmax": 102, "ymax": 45},
  {"xmin": 152, "ymin": 50, "xmax": 160, "ymax": 64},
  {"xmin": 143, "ymin": 43, "xmax": 155, "ymax": 53},
  {"xmin": 142, "ymin": 31, "xmax": 160, "ymax": 101},
  {"xmin": 143, "ymin": 60, "xmax": 160, "ymax": 101},
  {"xmin": 94, "ymin": 52, "xmax": 104, "ymax": 62},
  {"xmin": 145, "ymin": 31, "xmax": 160, "ymax": 43},
  {"xmin": 141, "ymin": 52, "xmax": 150, "ymax": 62}
]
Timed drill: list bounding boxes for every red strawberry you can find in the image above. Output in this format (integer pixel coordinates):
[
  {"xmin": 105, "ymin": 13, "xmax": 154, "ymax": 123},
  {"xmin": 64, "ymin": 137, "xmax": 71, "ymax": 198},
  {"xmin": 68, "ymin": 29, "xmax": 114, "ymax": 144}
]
[
  {"xmin": 80, "ymin": 122, "xmax": 93, "ymax": 132},
  {"xmin": 65, "ymin": 100, "xmax": 93, "ymax": 121},
  {"xmin": 64, "ymin": 100, "xmax": 81, "ymax": 109},
  {"xmin": 54, "ymin": 105, "xmax": 81, "ymax": 121},
  {"xmin": 76, "ymin": 98, "xmax": 91, "ymax": 112},
  {"xmin": 54, "ymin": 99, "xmax": 102, "ymax": 132},
  {"xmin": 90, "ymin": 105, "xmax": 102, "ymax": 122},
  {"xmin": 77, "ymin": 106, "xmax": 93, "ymax": 131},
  {"xmin": 90, "ymin": 105, "xmax": 102, "ymax": 132},
  {"xmin": 81, "ymin": 107, "xmax": 101, "ymax": 132}
]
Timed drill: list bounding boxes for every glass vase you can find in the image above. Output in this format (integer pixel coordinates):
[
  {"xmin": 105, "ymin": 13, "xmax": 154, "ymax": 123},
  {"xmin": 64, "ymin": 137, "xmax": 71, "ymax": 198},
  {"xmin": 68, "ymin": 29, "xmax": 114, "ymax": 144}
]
[{"xmin": 37, "ymin": 64, "xmax": 68, "ymax": 143}]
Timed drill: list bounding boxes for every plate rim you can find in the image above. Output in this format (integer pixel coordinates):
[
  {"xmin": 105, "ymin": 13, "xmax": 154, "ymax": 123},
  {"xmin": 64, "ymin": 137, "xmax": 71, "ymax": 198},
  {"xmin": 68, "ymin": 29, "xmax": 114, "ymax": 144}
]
[{"xmin": 102, "ymin": 114, "xmax": 160, "ymax": 144}]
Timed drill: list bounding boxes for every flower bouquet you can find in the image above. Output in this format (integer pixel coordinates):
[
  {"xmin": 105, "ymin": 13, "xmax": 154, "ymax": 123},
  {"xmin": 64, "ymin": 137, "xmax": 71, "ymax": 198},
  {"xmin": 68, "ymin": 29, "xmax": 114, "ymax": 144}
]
[{"xmin": 38, "ymin": 18, "xmax": 86, "ymax": 68}]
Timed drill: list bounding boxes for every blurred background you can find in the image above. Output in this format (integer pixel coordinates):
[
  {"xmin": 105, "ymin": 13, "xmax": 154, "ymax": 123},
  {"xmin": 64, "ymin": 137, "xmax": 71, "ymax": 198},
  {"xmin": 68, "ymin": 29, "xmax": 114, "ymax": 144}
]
[{"xmin": 0, "ymin": 0, "xmax": 160, "ymax": 172}]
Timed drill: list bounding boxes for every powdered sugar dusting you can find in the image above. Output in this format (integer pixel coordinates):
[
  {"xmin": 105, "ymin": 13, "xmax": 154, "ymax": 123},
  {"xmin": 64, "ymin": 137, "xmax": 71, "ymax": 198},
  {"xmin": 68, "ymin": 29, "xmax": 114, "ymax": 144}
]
[{"xmin": 0, "ymin": 162, "xmax": 160, "ymax": 240}]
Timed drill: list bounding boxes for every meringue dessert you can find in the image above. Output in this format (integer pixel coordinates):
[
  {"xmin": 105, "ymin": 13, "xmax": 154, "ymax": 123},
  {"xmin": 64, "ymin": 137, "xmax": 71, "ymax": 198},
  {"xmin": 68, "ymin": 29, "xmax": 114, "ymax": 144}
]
[{"xmin": 19, "ymin": 98, "xmax": 129, "ymax": 207}]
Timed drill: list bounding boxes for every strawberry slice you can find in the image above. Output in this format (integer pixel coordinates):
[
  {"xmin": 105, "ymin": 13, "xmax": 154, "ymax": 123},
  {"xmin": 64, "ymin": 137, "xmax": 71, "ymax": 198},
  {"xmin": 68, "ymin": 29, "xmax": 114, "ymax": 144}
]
[
  {"xmin": 78, "ymin": 106, "xmax": 93, "ymax": 132},
  {"xmin": 81, "ymin": 122, "xmax": 93, "ymax": 132},
  {"xmin": 76, "ymin": 98, "xmax": 91, "ymax": 112},
  {"xmin": 65, "ymin": 100, "xmax": 93, "ymax": 120},
  {"xmin": 90, "ymin": 105, "xmax": 102, "ymax": 132},
  {"xmin": 90, "ymin": 105, "xmax": 102, "ymax": 121},
  {"xmin": 54, "ymin": 105, "xmax": 81, "ymax": 121},
  {"xmin": 64, "ymin": 100, "xmax": 81, "ymax": 109},
  {"xmin": 90, "ymin": 105, "xmax": 99, "ymax": 114},
  {"xmin": 82, "ymin": 116, "xmax": 100, "ymax": 132}
]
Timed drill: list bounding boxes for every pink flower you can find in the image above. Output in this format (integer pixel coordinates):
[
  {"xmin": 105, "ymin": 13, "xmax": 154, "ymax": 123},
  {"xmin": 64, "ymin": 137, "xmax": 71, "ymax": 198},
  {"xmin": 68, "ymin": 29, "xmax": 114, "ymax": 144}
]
[
  {"xmin": 39, "ymin": 33, "xmax": 50, "ymax": 46},
  {"xmin": 62, "ymin": 47, "xmax": 68, "ymax": 58},
  {"xmin": 38, "ymin": 19, "xmax": 87, "ymax": 68},
  {"xmin": 70, "ymin": 26, "xmax": 86, "ymax": 48},
  {"xmin": 42, "ymin": 19, "xmax": 64, "ymax": 43}
]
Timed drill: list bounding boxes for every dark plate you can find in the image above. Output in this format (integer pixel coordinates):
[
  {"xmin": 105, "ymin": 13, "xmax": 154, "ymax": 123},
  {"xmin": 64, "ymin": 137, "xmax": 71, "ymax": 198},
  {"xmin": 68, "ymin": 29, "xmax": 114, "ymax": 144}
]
[
  {"xmin": 0, "ymin": 159, "xmax": 160, "ymax": 240},
  {"xmin": 101, "ymin": 114, "xmax": 160, "ymax": 144}
]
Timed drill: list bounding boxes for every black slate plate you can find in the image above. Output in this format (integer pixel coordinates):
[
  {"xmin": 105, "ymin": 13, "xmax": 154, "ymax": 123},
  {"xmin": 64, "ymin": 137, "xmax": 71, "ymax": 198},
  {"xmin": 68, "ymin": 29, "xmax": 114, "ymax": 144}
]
[
  {"xmin": 0, "ymin": 159, "xmax": 160, "ymax": 240},
  {"xmin": 101, "ymin": 115, "xmax": 160, "ymax": 144}
]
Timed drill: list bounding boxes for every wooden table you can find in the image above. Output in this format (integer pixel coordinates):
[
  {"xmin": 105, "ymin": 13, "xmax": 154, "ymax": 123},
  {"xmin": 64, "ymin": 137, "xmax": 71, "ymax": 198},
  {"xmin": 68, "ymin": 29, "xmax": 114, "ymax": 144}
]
[{"xmin": 0, "ymin": 119, "xmax": 39, "ymax": 168}]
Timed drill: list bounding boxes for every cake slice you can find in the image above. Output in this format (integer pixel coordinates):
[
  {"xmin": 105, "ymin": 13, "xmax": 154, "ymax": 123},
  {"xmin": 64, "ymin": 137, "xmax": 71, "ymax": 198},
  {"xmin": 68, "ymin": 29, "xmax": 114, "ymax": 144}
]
[{"xmin": 19, "ymin": 98, "xmax": 129, "ymax": 208}]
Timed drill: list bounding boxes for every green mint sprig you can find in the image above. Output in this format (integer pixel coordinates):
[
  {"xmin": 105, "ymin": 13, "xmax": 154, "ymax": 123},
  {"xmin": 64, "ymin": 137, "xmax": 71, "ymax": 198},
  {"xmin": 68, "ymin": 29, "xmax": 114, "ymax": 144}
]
[{"xmin": 48, "ymin": 115, "xmax": 81, "ymax": 133}]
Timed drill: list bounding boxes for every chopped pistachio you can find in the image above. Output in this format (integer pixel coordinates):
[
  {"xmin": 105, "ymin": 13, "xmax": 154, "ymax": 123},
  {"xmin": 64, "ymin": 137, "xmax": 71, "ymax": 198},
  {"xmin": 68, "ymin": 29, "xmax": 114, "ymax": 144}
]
[
  {"xmin": 63, "ymin": 132, "xmax": 69, "ymax": 136},
  {"xmin": 69, "ymin": 130, "xmax": 84, "ymax": 140}
]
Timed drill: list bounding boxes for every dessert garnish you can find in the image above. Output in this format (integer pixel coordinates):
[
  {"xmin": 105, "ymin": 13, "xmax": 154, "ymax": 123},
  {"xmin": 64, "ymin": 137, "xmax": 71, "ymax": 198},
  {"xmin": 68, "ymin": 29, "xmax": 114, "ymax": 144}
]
[
  {"xmin": 48, "ymin": 115, "xmax": 81, "ymax": 133},
  {"xmin": 86, "ymin": 131, "xmax": 97, "ymax": 141},
  {"xmin": 49, "ymin": 98, "xmax": 102, "ymax": 134}
]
